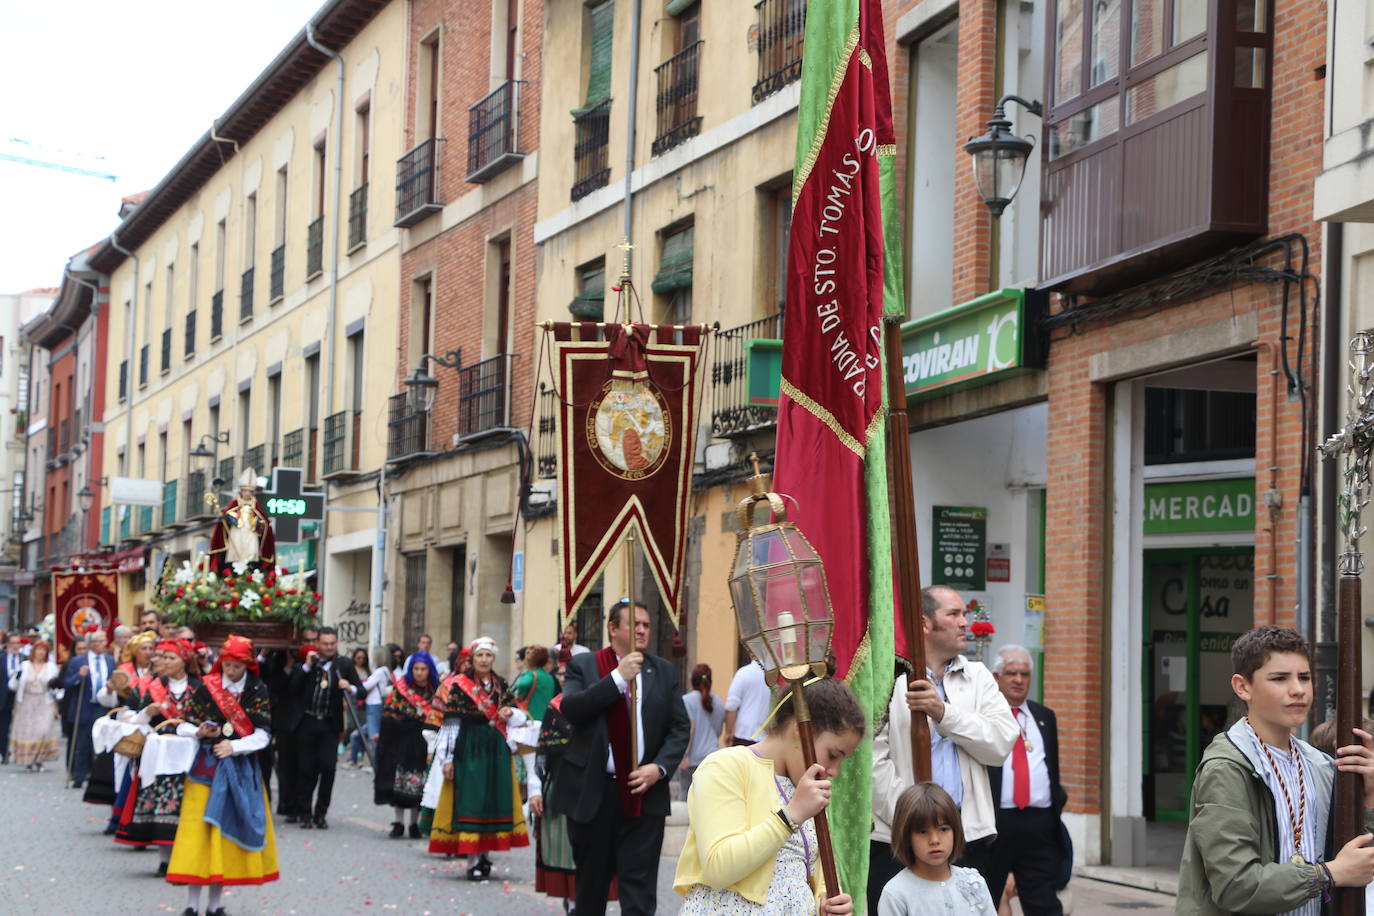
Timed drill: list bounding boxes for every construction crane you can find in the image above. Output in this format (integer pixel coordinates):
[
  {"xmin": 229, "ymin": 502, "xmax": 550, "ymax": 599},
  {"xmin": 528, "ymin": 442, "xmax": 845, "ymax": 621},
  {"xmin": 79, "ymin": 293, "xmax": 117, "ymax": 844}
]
[{"xmin": 0, "ymin": 138, "xmax": 117, "ymax": 182}]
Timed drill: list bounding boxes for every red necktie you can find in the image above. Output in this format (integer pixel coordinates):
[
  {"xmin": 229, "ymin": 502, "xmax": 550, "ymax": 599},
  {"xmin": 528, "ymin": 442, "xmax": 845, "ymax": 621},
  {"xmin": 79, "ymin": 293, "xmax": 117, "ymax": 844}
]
[{"xmin": 1012, "ymin": 707, "xmax": 1030, "ymax": 809}]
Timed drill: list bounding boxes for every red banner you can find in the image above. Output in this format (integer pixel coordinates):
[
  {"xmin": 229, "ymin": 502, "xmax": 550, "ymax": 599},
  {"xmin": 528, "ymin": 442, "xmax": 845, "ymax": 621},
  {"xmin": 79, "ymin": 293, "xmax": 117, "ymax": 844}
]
[
  {"xmin": 552, "ymin": 321, "xmax": 707, "ymax": 629},
  {"xmin": 53, "ymin": 567, "xmax": 119, "ymax": 649},
  {"xmin": 773, "ymin": 1, "xmax": 895, "ymax": 678}
]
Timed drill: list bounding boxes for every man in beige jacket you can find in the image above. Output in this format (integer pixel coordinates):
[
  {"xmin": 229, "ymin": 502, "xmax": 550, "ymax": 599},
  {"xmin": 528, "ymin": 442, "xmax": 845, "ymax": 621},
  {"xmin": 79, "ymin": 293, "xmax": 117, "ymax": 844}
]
[{"xmin": 867, "ymin": 585, "xmax": 1018, "ymax": 914}]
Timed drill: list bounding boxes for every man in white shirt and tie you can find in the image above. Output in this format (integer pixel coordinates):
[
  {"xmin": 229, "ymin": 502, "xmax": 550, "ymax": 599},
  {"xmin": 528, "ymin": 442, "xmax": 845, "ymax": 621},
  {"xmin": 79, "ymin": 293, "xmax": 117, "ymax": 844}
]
[
  {"xmin": 985, "ymin": 644, "xmax": 1069, "ymax": 915},
  {"xmin": 0, "ymin": 633, "xmax": 23, "ymax": 763},
  {"xmin": 61, "ymin": 630, "xmax": 115, "ymax": 788}
]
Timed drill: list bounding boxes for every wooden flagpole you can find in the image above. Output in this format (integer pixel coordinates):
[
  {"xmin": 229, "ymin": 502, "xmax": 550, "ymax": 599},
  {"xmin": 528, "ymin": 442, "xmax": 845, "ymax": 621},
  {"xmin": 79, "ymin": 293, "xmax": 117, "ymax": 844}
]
[{"xmin": 883, "ymin": 317, "xmax": 932, "ymax": 781}]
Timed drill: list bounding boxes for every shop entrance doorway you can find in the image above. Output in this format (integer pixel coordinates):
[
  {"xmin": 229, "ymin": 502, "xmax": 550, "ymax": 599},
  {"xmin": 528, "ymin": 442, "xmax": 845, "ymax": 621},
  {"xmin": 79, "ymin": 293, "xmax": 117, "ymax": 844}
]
[{"xmin": 1143, "ymin": 546, "xmax": 1255, "ymax": 821}]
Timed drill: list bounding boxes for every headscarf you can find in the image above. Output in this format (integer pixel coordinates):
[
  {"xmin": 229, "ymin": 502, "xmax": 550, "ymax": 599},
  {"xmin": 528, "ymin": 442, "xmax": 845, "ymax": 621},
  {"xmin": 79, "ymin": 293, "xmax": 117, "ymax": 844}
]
[
  {"xmin": 211, "ymin": 634, "xmax": 260, "ymax": 676},
  {"xmin": 157, "ymin": 638, "xmax": 201, "ymax": 677},
  {"xmin": 121, "ymin": 630, "xmax": 157, "ymax": 665},
  {"xmin": 404, "ymin": 650, "xmax": 438, "ymax": 689},
  {"xmin": 469, "ymin": 636, "xmax": 497, "ymax": 658}
]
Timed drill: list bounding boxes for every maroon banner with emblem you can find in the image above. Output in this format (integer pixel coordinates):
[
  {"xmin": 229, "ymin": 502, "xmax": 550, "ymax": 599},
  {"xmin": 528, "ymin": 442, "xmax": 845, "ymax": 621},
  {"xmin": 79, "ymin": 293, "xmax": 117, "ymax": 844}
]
[
  {"xmin": 53, "ymin": 566, "xmax": 119, "ymax": 649},
  {"xmin": 552, "ymin": 321, "xmax": 707, "ymax": 629}
]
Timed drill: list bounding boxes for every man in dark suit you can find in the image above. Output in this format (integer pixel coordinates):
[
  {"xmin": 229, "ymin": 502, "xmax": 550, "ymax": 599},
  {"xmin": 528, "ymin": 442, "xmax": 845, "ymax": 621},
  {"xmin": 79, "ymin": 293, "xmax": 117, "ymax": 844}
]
[
  {"xmin": 288, "ymin": 625, "xmax": 358, "ymax": 828},
  {"xmin": 550, "ymin": 599, "xmax": 690, "ymax": 916},
  {"xmin": 60, "ymin": 630, "xmax": 116, "ymax": 788},
  {"xmin": 986, "ymin": 645, "xmax": 1069, "ymax": 915},
  {"xmin": 0, "ymin": 632, "xmax": 21, "ymax": 763}
]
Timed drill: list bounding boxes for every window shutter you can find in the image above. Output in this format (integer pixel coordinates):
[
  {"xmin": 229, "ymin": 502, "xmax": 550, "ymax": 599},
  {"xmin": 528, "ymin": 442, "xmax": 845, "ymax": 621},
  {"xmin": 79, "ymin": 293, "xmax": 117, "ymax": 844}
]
[
  {"xmin": 665, "ymin": 0, "xmax": 697, "ymax": 16},
  {"xmin": 577, "ymin": 264, "xmax": 606, "ymax": 302},
  {"xmin": 575, "ymin": 1, "xmax": 615, "ymax": 114},
  {"xmin": 652, "ymin": 225, "xmax": 694, "ymax": 294}
]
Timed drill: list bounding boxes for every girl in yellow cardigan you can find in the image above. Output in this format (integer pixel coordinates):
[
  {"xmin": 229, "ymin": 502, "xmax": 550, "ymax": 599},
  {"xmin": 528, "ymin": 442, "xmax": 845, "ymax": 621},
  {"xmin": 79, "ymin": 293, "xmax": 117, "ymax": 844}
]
[{"xmin": 674, "ymin": 677, "xmax": 866, "ymax": 915}]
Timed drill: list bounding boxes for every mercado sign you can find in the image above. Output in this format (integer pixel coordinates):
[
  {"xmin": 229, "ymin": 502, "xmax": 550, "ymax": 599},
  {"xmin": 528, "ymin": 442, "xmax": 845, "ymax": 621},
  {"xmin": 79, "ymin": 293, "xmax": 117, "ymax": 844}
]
[
  {"xmin": 1143, "ymin": 477, "xmax": 1255, "ymax": 535},
  {"xmin": 745, "ymin": 287, "xmax": 1046, "ymax": 406}
]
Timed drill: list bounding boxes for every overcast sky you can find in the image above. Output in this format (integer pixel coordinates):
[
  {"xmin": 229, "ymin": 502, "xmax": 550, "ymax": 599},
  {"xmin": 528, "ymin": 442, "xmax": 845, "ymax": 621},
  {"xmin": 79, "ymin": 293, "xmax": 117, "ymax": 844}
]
[{"xmin": 0, "ymin": 0, "xmax": 327, "ymax": 294}]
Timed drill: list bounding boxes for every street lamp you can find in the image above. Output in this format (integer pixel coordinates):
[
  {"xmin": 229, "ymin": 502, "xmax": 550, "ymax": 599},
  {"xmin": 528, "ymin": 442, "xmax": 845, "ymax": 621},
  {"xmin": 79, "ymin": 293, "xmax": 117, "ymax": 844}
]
[
  {"xmin": 963, "ymin": 94, "xmax": 1043, "ymax": 217},
  {"xmin": 77, "ymin": 486, "xmax": 95, "ymax": 513},
  {"xmin": 403, "ymin": 349, "xmax": 462, "ymax": 413}
]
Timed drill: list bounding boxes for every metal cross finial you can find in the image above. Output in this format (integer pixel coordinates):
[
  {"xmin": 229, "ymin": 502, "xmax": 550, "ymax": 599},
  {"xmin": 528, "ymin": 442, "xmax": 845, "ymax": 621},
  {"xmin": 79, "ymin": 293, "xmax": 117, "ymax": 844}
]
[
  {"xmin": 616, "ymin": 237, "xmax": 634, "ymax": 282},
  {"xmin": 1320, "ymin": 331, "xmax": 1374, "ymax": 576}
]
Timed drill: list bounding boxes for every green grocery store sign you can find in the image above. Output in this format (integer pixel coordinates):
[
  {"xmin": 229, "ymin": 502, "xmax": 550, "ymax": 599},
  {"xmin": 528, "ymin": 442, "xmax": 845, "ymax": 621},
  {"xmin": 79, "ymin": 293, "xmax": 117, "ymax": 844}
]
[
  {"xmin": 1143, "ymin": 478, "xmax": 1255, "ymax": 534},
  {"xmin": 745, "ymin": 288, "xmax": 1046, "ymax": 406}
]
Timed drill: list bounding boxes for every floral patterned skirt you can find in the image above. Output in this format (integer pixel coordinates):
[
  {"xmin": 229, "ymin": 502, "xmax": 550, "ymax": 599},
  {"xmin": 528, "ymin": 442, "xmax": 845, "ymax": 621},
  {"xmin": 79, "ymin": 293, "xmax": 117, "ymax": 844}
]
[{"xmin": 117, "ymin": 773, "xmax": 186, "ymax": 846}]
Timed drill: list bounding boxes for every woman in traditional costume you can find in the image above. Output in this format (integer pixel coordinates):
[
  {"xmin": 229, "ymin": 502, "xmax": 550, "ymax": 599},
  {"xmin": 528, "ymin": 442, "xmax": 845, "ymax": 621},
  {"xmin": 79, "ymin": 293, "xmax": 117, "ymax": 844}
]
[
  {"xmin": 374, "ymin": 650, "xmax": 437, "ymax": 838},
  {"xmin": 7, "ymin": 639, "xmax": 59, "ymax": 769},
  {"xmin": 529, "ymin": 693, "xmax": 618, "ymax": 913},
  {"xmin": 102, "ymin": 631, "xmax": 159, "ymax": 833},
  {"xmin": 165, "ymin": 635, "xmax": 278, "ymax": 916},
  {"xmin": 423, "ymin": 637, "xmax": 529, "ymax": 879},
  {"xmin": 115, "ymin": 638, "xmax": 203, "ymax": 874}
]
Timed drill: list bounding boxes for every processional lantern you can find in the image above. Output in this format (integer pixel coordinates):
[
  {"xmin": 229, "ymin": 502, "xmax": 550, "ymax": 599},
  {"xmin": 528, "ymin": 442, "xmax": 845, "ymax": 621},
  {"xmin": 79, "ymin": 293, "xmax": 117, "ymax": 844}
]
[{"xmin": 727, "ymin": 451, "xmax": 841, "ymax": 899}]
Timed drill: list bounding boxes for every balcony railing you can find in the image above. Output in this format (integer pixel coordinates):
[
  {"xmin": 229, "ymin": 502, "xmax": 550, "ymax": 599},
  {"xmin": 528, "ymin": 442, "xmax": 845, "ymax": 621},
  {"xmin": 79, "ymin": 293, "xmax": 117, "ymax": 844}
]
[
  {"xmin": 160, "ymin": 328, "xmax": 172, "ymax": 373},
  {"xmin": 119, "ymin": 360, "xmax": 128, "ymax": 400},
  {"xmin": 536, "ymin": 383, "xmax": 558, "ymax": 479},
  {"xmin": 282, "ymin": 428, "xmax": 305, "ymax": 468},
  {"xmin": 753, "ymin": 0, "xmax": 807, "ymax": 104},
  {"xmin": 240, "ymin": 267, "xmax": 255, "ymax": 321},
  {"xmin": 306, "ymin": 217, "xmax": 324, "ymax": 278},
  {"xmin": 184, "ymin": 309, "xmax": 197, "ymax": 357},
  {"xmin": 139, "ymin": 344, "xmax": 149, "ymax": 387},
  {"xmin": 710, "ymin": 311, "xmax": 784, "ymax": 438},
  {"xmin": 58, "ymin": 417, "xmax": 70, "ymax": 455},
  {"xmin": 323, "ymin": 411, "xmax": 352, "ymax": 476},
  {"xmin": 388, "ymin": 392, "xmax": 429, "ymax": 460},
  {"xmin": 352, "ymin": 410, "xmax": 362, "ymax": 469},
  {"xmin": 45, "ymin": 426, "xmax": 57, "ymax": 466},
  {"xmin": 217, "ymin": 457, "xmax": 235, "ymax": 489},
  {"xmin": 210, "ymin": 289, "xmax": 224, "ymax": 339},
  {"xmin": 395, "ymin": 138, "xmax": 444, "ymax": 227},
  {"xmin": 162, "ymin": 479, "xmax": 178, "ymax": 527},
  {"xmin": 307, "ymin": 427, "xmax": 319, "ymax": 484},
  {"xmin": 652, "ymin": 41, "xmax": 704, "ymax": 156},
  {"xmin": 269, "ymin": 245, "xmax": 285, "ymax": 301},
  {"xmin": 243, "ymin": 444, "xmax": 266, "ymax": 477},
  {"xmin": 467, "ymin": 80, "xmax": 524, "ymax": 182},
  {"xmin": 458, "ymin": 354, "xmax": 512, "ymax": 438},
  {"xmin": 184, "ymin": 470, "xmax": 208, "ymax": 519},
  {"xmin": 572, "ymin": 100, "xmax": 612, "ymax": 201},
  {"xmin": 348, "ymin": 184, "xmax": 368, "ymax": 250}
]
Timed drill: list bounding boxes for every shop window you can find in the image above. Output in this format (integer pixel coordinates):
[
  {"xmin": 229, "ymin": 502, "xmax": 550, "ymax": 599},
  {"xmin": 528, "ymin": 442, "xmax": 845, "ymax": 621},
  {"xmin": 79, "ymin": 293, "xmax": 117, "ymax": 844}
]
[
  {"xmin": 1143, "ymin": 388, "xmax": 1256, "ymax": 465},
  {"xmin": 1040, "ymin": 0, "xmax": 1273, "ymax": 293}
]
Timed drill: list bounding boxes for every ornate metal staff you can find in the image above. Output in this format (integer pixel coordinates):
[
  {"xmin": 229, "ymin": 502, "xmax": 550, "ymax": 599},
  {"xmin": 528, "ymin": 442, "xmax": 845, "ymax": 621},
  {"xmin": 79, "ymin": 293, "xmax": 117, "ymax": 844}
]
[{"xmin": 1318, "ymin": 330, "xmax": 1374, "ymax": 916}]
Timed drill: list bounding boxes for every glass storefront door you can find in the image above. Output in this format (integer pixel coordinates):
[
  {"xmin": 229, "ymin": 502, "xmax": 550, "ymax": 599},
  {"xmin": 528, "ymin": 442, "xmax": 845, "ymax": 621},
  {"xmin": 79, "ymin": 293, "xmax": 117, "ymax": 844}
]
[{"xmin": 1143, "ymin": 547, "xmax": 1254, "ymax": 820}]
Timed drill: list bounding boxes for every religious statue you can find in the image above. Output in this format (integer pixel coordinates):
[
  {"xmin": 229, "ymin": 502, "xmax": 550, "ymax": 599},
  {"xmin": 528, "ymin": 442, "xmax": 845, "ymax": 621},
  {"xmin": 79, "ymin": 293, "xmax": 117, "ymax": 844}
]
[{"xmin": 207, "ymin": 469, "xmax": 276, "ymax": 575}]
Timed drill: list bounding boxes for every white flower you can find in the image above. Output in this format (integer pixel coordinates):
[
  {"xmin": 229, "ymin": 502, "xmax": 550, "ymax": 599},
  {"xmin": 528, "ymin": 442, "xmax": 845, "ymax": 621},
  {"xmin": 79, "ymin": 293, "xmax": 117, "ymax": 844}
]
[
  {"xmin": 172, "ymin": 560, "xmax": 196, "ymax": 585},
  {"xmin": 251, "ymin": 569, "xmax": 265, "ymax": 585},
  {"xmin": 232, "ymin": 561, "xmax": 249, "ymax": 577},
  {"xmin": 238, "ymin": 590, "xmax": 261, "ymax": 610}
]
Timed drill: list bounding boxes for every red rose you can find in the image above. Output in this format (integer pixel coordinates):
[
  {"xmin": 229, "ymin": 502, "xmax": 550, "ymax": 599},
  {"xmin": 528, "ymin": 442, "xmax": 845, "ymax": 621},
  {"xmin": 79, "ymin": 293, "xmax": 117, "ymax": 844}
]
[
  {"xmin": 969, "ymin": 621, "xmax": 996, "ymax": 637},
  {"xmin": 313, "ymin": 592, "xmax": 322, "ymax": 601},
  {"xmin": 176, "ymin": 588, "xmax": 185, "ymax": 598},
  {"xmin": 224, "ymin": 578, "xmax": 236, "ymax": 588},
  {"xmin": 275, "ymin": 590, "xmax": 283, "ymax": 599}
]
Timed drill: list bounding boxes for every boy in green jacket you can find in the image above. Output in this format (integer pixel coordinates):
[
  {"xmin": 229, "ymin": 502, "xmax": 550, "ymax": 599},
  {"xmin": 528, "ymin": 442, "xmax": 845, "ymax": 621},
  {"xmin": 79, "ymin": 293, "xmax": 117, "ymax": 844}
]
[{"xmin": 1178, "ymin": 625, "xmax": 1374, "ymax": 914}]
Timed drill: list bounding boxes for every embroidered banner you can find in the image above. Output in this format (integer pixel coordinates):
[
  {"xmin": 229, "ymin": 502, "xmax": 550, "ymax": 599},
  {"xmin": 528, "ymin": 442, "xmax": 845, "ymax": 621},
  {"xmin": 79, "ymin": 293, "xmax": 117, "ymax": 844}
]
[
  {"xmin": 551, "ymin": 321, "xmax": 707, "ymax": 629},
  {"xmin": 53, "ymin": 567, "xmax": 119, "ymax": 649}
]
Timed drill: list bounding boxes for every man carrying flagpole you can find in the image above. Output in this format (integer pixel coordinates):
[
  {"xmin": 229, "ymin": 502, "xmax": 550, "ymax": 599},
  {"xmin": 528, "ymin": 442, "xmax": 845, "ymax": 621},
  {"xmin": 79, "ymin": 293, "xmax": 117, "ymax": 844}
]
[{"xmin": 772, "ymin": 0, "xmax": 908, "ymax": 908}]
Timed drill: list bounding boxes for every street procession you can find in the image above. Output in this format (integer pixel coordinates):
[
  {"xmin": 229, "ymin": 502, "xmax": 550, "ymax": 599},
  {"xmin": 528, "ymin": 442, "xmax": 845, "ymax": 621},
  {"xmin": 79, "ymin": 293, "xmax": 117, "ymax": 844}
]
[{"xmin": 8, "ymin": 0, "xmax": 1374, "ymax": 914}]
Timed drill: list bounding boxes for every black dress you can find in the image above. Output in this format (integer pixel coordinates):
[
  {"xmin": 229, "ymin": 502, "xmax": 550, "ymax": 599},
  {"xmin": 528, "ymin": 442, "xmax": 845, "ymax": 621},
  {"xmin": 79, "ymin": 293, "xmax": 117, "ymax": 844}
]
[{"xmin": 373, "ymin": 681, "xmax": 436, "ymax": 808}]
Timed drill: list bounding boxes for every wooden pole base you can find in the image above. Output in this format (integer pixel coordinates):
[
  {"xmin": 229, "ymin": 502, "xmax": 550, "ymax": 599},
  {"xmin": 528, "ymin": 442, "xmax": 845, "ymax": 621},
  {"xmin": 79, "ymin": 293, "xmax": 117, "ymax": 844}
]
[
  {"xmin": 1335, "ymin": 575, "xmax": 1363, "ymax": 915},
  {"xmin": 791, "ymin": 678, "xmax": 841, "ymax": 903}
]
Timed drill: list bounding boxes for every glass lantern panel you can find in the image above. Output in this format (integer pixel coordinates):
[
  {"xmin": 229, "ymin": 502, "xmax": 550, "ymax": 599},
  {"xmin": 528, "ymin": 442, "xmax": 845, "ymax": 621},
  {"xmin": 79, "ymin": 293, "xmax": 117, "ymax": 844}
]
[
  {"xmin": 756, "ymin": 567, "xmax": 804, "ymax": 628},
  {"xmin": 807, "ymin": 622, "xmax": 833, "ymax": 661},
  {"xmin": 750, "ymin": 528, "xmax": 790, "ymax": 569},
  {"xmin": 800, "ymin": 563, "xmax": 831, "ymax": 622},
  {"xmin": 770, "ymin": 628, "xmax": 806, "ymax": 668},
  {"xmin": 746, "ymin": 636, "xmax": 773, "ymax": 671},
  {"xmin": 733, "ymin": 540, "xmax": 755, "ymax": 578},
  {"xmin": 730, "ymin": 576, "xmax": 761, "ymax": 639},
  {"xmin": 783, "ymin": 528, "xmax": 818, "ymax": 561}
]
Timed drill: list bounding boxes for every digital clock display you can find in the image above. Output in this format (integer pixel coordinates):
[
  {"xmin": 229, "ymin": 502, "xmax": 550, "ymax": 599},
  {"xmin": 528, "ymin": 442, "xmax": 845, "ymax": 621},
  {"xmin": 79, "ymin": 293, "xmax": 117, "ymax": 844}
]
[{"xmin": 267, "ymin": 497, "xmax": 307, "ymax": 516}]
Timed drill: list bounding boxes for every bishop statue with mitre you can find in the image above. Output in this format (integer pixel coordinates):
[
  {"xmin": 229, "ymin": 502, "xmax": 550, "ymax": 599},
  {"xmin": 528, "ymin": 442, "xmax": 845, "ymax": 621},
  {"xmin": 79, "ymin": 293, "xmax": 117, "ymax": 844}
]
[{"xmin": 208, "ymin": 469, "xmax": 276, "ymax": 575}]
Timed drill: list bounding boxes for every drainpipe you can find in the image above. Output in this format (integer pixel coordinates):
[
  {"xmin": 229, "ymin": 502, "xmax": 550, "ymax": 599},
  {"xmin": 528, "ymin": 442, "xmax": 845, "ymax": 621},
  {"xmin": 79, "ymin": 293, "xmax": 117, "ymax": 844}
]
[
  {"xmin": 621, "ymin": 0, "xmax": 643, "ymax": 276},
  {"xmin": 1319, "ymin": 222, "xmax": 1344, "ymax": 721},
  {"xmin": 370, "ymin": 461, "xmax": 386, "ymax": 648},
  {"xmin": 305, "ymin": 22, "xmax": 348, "ymax": 626},
  {"xmin": 108, "ymin": 233, "xmax": 140, "ymax": 487},
  {"xmin": 64, "ymin": 269, "xmax": 101, "ymax": 552}
]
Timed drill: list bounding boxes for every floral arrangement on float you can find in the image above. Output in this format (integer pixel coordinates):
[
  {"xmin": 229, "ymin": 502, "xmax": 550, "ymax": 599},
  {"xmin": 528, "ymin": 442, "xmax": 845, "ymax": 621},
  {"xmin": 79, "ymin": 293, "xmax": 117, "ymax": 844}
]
[{"xmin": 152, "ymin": 557, "xmax": 321, "ymax": 629}]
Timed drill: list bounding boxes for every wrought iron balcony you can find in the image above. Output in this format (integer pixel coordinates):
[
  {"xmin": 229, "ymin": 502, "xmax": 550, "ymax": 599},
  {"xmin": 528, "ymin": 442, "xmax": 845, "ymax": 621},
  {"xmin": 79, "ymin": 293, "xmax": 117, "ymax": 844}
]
[
  {"xmin": 217, "ymin": 457, "xmax": 235, "ymax": 489},
  {"xmin": 243, "ymin": 444, "xmax": 266, "ymax": 477},
  {"xmin": 388, "ymin": 392, "xmax": 429, "ymax": 460},
  {"xmin": 467, "ymin": 80, "xmax": 524, "ymax": 183},
  {"xmin": 160, "ymin": 328, "xmax": 172, "ymax": 373},
  {"xmin": 210, "ymin": 289, "xmax": 224, "ymax": 339},
  {"xmin": 395, "ymin": 138, "xmax": 444, "ymax": 227},
  {"xmin": 281, "ymin": 428, "xmax": 305, "ymax": 468},
  {"xmin": 306, "ymin": 217, "xmax": 324, "ymax": 278},
  {"xmin": 184, "ymin": 470, "xmax": 208, "ymax": 519},
  {"xmin": 184, "ymin": 309, "xmax": 197, "ymax": 358},
  {"xmin": 710, "ymin": 311, "xmax": 784, "ymax": 438},
  {"xmin": 323, "ymin": 411, "xmax": 351, "ymax": 476},
  {"xmin": 458, "ymin": 354, "xmax": 512, "ymax": 439},
  {"xmin": 348, "ymin": 184, "xmax": 368, "ymax": 250},
  {"xmin": 269, "ymin": 245, "xmax": 285, "ymax": 301},
  {"xmin": 240, "ymin": 267, "xmax": 255, "ymax": 321},
  {"xmin": 572, "ymin": 100, "xmax": 612, "ymax": 201},
  {"xmin": 653, "ymin": 42, "xmax": 704, "ymax": 156},
  {"xmin": 536, "ymin": 384, "xmax": 558, "ymax": 479},
  {"xmin": 753, "ymin": 0, "xmax": 807, "ymax": 104}
]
